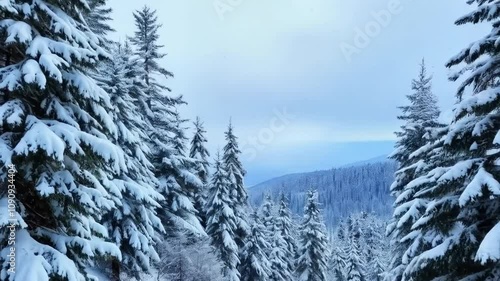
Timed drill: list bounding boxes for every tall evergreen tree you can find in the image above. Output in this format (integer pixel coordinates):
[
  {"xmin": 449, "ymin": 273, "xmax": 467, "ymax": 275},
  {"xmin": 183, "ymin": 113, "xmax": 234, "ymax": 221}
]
[
  {"xmin": 0, "ymin": 1, "xmax": 126, "ymax": 280},
  {"xmin": 222, "ymin": 121, "xmax": 250, "ymax": 247},
  {"xmin": 363, "ymin": 216, "xmax": 387, "ymax": 281},
  {"xmin": 96, "ymin": 42, "xmax": 165, "ymax": 279},
  {"xmin": 386, "ymin": 59, "xmax": 442, "ymax": 281},
  {"xmin": 189, "ymin": 117, "xmax": 211, "ymax": 225},
  {"xmin": 296, "ymin": 190, "xmax": 329, "ymax": 281},
  {"xmin": 259, "ymin": 194, "xmax": 293, "ymax": 281},
  {"xmin": 190, "ymin": 117, "xmax": 211, "ymax": 185},
  {"xmin": 86, "ymin": 0, "xmax": 114, "ymax": 46},
  {"xmin": 130, "ymin": 5, "xmax": 173, "ymax": 87},
  {"xmin": 275, "ymin": 192, "xmax": 298, "ymax": 276},
  {"xmin": 329, "ymin": 246, "xmax": 347, "ymax": 281},
  {"xmin": 259, "ymin": 193, "xmax": 275, "ymax": 260},
  {"xmin": 239, "ymin": 211, "xmax": 272, "ymax": 281},
  {"xmin": 155, "ymin": 232, "xmax": 223, "ymax": 281},
  {"xmin": 268, "ymin": 224, "xmax": 294, "ymax": 281},
  {"xmin": 131, "ymin": 5, "xmax": 202, "ymax": 236},
  {"xmin": 260, "ymin": 193, "xmax": 274, "ymax": 230},
  {"xmin": 393, "ymin": 126, "xmax": 449, "ymax": 281},
  {"xmin": 401, "ymin": 2, "xmax": 500, "ymax": 280},
  {"xmin": 345, "ymin": 235, "xmax": 366, "ymax": 281},
  {"xmin": 205, "ymin": 152, "xmax": 240, "ymax": 281},
  {"xmin": 390, "ymin": 59, "xmax": 440, "ymax": 166},
  {"xmin": 158, "ymin": 110, "xmax": 204, "ymax": 235},
  {"xmin": 371, "ymin": 253, "xmax": 387, "ymax": 281}
]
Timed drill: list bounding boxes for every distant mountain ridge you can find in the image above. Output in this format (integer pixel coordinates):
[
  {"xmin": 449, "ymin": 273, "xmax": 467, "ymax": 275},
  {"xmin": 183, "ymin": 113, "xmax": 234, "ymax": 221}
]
[
  {"xmin": 339, "ymin": 154, "xmax": 390, "ymax": 168},
  {"xmin": 248, "ymin": 156, "xmax": 396, "ymax": 227}
]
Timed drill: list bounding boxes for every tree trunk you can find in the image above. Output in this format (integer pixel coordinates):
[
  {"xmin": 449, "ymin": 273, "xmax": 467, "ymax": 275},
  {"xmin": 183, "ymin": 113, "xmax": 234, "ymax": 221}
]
[{"xmin": 111, "ymin": 258, "xmax": 120, "ymax": 281}]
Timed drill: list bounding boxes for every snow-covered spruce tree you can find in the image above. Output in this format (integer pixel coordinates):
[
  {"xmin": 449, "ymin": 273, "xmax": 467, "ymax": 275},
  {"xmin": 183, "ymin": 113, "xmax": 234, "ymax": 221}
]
[
  {"xmin": 239, "ymin": 211, "xmax": 272, "ymax": 281},
  {"xmin": 168, "ymin": 111, "xmax": 205, "ymax": 230},
  {"xmin": 390, "ymin": 59, "xmax": 440, "ymax": 166},
  {"xmin": 155, "ymin": 230, "xmax": 223, "ymax": 281},
  {"xmin": 189, "ymin": 116, "xmax": 211, "ymax": 226},
  {"xmin": 222, "ymin": 121, "xmax": 250, "ymax": 247},
  {"xmin": 259, "ymin": 194, "xmax": 275, "ymax": 258},
  {"xmin": 131, "ymin": 5, "xmax": 203, "ymax": 236},
  {"xmin": 130, "ymin": 5, "xmax": 173, "ymax": 87},
  {"xmin": 205, "ymin": 152, "xmax": 240, "ymax": 281},
  {"xmin": 275, "ymin": 192, "xmax": 298, "ymax": 278},
  {"xmin": 386, "ymin": 128, "xmax": 447, "ymax": 280},
  {"xmin": 368, "ymin": 219, "xmax": 389, "ymax": 281},
  {"xmin": 151, "ymin": 112, "xmax": 205, "ymax": 281},
  {"xmin": 260, "ymin": 194, "xmax": 274, "ymax": 229},
  {"xmin": 296, "ymin": 190, "xmax": 329, "ymax": 281},
  {"xmin": 85, "ymin": 0, "xmax": 114, "ymax": 47},
  {"xmin": 401, "ymin": 2, "xmax": 500, "ymax": 280},
  {"xmin": 96, "ymin": 42, "xmax": 166, "ymax": 279},
  {"xmin": 386, "ymin": 59, "xmax": 441, "ymax": 281},
  {"xmin": 259, "ymin": 194, "xmax": 294, "ymax": 281},
  {"xmin": 364, "ymin": 216, "xmax": 387, "ymax": 281},
  {"xmin": 343, "ymin": 212, "xmax": 390, "ymax": 280},
  {"xmin": 345, "ymin": 235, "xmax": 366, "ymax": 281},
  {"xmin": 0, "ymin": 1, "xmax": 128, "ymax": 280},
  {"xmin": 190, "ymin": 117, "xmax": 211, "ymax": 184},
  {"xmin": 328, "ymin": 245, "xmax": 347, "ymax": 281},
  {"xmin": 371, "ymin": 252, "xmax": 387, "ymax": 281},
  {"xmin": 344, "ymin": 215, "xmax": 368, "ymax": 281},
  {"xmin": 155, "ymin": 111, "xmax": 204, "ymax": 236},
  {"xmin": 268, "ymin": 223, "xmax": 294, "ymax": 281}
]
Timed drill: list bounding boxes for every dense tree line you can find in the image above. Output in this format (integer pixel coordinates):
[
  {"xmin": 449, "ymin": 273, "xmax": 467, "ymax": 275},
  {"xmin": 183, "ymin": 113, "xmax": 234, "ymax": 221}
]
[
  {"xmin": 250, "ymin": 161, "xmax": 396, "ymax": 227},
  {"xmin": 327, "ymin": 212, "xmax": 390, "ymax": 281}
]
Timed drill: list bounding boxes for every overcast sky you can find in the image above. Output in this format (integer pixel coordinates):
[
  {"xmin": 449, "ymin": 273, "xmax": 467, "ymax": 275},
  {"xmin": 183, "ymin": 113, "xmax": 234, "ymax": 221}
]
[{"xmin": 107, "ymin": 0, "xmax": 486, "ymax": 185}]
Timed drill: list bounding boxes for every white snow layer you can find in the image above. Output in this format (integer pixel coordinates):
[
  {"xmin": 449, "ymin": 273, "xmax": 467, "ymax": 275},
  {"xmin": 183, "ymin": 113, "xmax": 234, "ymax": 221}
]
[{"xmin": 475, "ymin": 222, "xmax": 500, "ymax": 264}]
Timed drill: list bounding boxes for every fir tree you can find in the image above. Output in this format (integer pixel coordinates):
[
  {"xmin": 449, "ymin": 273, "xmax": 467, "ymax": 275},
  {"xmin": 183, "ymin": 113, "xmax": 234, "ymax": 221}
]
[
  {"xmin": 131, "ymin": 5, "xmax": 202, "ymax": 237},
  {"xmin": 190, "ymin": 117, "xmax": 211, "ymax": 184},
  {"xmin": 345, "ymin": 235, "xmax": 366, "ymax": 281},
  {"xmin": 268, "ymin": 226, "xmax": 294, "ymax": 281},
  {"xmin": 130, "ymin": 5, "xmax": 173, "ymax": 88},
  {"xmin": 189, "ymin": 117, "xmax": 211, "ymax": 225},
  {"xmin": 390, "ymin": 59, "xmax": 440, "ymax": 166},
  {"xmin": 364, "ymin": 216, "xmax": 387, "ymax": 281},
  {"xmin": 260, "ymin": 193, "xmax": 275, "ymax": 230},
  {"xmin": 296, "ymin": 190, "xmax": 329, "ymax": 281},
  {"xmin": 155, "ymin": 232, "xmax": 223, "ymax": 281},
  {"xmin": 386, "ymin": 59, "xmax": 442, "ymax": 281},
  {"xmin": 401, "ymin": 2, "xmax": 500, "ymax": 280},
  {"xmin": 157, "ymin": 110, "xmax": 204, "ymax": 235},
  {"xmin": 205, "ymin": 152, "xmax": 240, "ymax": 281},
  {"xmin": 329, "ymin": 246, "xmax": 347, "ymax": 281},
  {"xmin": 275, "ymin": 192, "xmax": 298, "ymax": 275},
  {"xmin": 371, "ymin": 254, "xmax": 387, "ymax": 281},
  {"xmin": 222, "ymin": 121, "xmax": 250, "ymax": 247},
  {"xmin": 0, "ymin": 1, "xmax": 125, "ymax": 279},
  {"xmin": 86, "ymin": 0, "xmax": 114, "ymax": 47},
  {"xmin": 239, "ymin": 211, "xmax": 272, "ymax": 281},
  {"xmin": 96, "ymin": 42, "xmax": 165, "ymax": 279},
  {"xmin": 259, "ymin": 194, "xmax": 294, "ymax": 281}
]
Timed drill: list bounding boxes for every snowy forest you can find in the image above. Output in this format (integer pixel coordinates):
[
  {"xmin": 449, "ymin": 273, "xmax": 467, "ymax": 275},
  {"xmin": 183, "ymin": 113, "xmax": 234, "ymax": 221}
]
[
  {"xmin": 0, "ymin": 1, "xmax": 499, "ymax": 281},
  {"xmin": 249, "ymin": 161, "xmax": 396, "ymax": 226}
]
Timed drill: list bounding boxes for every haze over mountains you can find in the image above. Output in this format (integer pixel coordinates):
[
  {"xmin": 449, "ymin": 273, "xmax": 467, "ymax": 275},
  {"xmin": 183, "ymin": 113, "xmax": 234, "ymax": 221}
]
[{"xmin": 243, "ymin": 140, "xmax": 395, "ymax": 186}]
